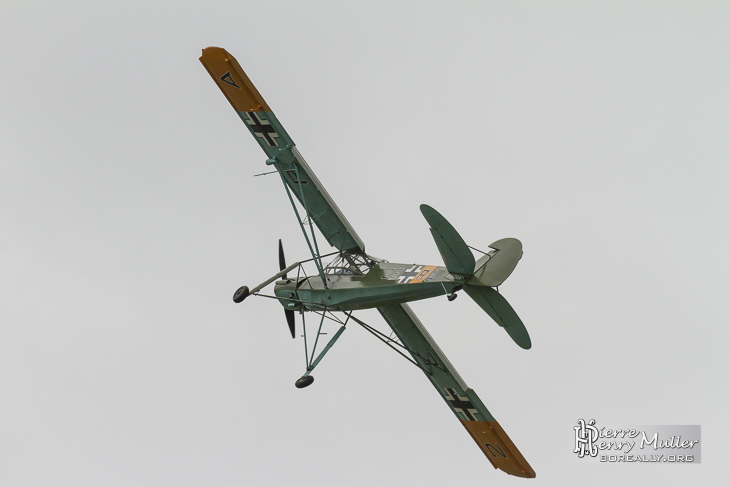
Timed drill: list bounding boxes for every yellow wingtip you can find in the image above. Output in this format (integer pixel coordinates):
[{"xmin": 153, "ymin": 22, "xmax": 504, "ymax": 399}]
[
  {"xmin": 461, "ymin": 420, "xmax": 536, "ymax": 478},
  {"xmin": 199, "ymin": 46, "xmax": 271, "ymax": 113}
]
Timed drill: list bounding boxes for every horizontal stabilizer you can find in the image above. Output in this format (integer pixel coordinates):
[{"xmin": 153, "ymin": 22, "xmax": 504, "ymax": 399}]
[
  {"xmin": 420, "ymin": 205, "xmax": 475, "ymax": 276},
  {"xmin": 464, "ymin": 286, "xmax": 531, "ymax": 349},
  {"xmin": 469, "ymin": 238, "xmax": 523, "ymax": 287}
]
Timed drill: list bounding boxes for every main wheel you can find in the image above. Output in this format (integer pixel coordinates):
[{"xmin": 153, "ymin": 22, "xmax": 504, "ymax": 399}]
[
  {"xmin": 233, "ymin": 285, "xmax": 250, "ymax": 303},
  {"xmin": 295, "ymin": 376, "xmax": 314, "ymax": 389}
]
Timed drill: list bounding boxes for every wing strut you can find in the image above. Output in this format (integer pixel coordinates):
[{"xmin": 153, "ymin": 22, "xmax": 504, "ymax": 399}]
[
  {"xmin": 347, "ymin": 313, "xmax": 445, "ymax": 375},
  {"xmin": 276, "ymin": 160, "xmax": 327, "ymax": 284}
]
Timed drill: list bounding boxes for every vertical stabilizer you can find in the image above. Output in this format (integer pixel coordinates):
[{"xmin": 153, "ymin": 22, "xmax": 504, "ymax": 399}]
[{"xmin": 470, "ymin": 238, "xmax": 523, "ymax": 287}]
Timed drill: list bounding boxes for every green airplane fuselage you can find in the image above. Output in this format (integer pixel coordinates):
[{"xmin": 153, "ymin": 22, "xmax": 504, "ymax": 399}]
[{"xmin": 274, "ymin": 259, "xmax": 465, "ymax": 312}]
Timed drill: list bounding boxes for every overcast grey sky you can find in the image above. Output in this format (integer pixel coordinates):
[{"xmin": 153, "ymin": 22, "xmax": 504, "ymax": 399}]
[{"xmin": 1, "ymin": 1, "xmax": 728, "ymax": 485}]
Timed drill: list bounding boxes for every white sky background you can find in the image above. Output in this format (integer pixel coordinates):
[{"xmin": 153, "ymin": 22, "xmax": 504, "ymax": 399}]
[{"xmin": 1, "ymin": 1, "xmax": 728, "ymax": 485}]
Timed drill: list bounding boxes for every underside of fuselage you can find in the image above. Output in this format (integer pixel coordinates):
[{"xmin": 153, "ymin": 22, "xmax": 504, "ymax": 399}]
[{"xmin": 274, "ymin": 258, "xmax": 464, "ymax": 312}]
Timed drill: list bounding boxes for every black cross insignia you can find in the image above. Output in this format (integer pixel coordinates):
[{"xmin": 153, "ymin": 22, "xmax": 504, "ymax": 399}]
[
  {"xmin": 396, "ymin": 265, "xmax": 424, "ymax": 284},
  {"xmin": 444, "ymin": 388, "xmax": 479, "ymax": 421},
  {"xmin": 244, "ymin": 112, "xmax": 279, "ymax": 147}
]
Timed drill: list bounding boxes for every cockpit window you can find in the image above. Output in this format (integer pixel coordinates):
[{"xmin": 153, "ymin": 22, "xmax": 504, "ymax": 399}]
[{"xmin": 324, "ymin": 253, "xmax": 378, "ymax": 275}]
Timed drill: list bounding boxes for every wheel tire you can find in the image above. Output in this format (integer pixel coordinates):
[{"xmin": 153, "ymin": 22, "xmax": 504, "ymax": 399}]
[
  {"xmin": 233, "ymin": 285, "xmax": 250, "ymax": 303},
  {"xmin": 295, "ymin": 376, "xmax": 314, "ymax": 389}
]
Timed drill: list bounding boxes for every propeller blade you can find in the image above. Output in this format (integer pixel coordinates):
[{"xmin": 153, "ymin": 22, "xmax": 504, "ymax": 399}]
[
  {"xmin": 285, "ymin": 309, "xmax": 295, "ymax": 339},
  {"xmin": 279, "ymin": 239, "xmax": 295, "ymax": 338},
  {"xmin": 278, "ymin": 239, "xmax": 287, "ymax": 277}
]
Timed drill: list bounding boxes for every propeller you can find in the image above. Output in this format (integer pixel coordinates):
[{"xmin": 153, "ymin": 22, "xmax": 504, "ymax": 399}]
[
  {"xmin": 279, "ymin": 239, "xmax": 296, "ymax": 339},
  {"xmin": 279, "ymin": 239, "xmax": 287, "ymax": 277},
  {"xmin": 285, "ymin": 309, "xmax": 296, "ymax": 339}
]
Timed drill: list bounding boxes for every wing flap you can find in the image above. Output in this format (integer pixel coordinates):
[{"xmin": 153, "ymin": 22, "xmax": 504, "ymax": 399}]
[{"xmin": 284, "ymin": 148, "xmax": 365, "ymax": 253}]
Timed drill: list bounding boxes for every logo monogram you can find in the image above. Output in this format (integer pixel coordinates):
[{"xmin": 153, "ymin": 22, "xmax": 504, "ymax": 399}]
[{"xmin": 574, "ymin": 419, "xmax": 599, "ymax": 457}]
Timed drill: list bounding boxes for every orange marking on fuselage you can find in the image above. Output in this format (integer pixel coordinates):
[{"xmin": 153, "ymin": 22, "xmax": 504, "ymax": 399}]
[{"xmin": 409, "ymin": 265, "xmax": 437, "ymax": 284}]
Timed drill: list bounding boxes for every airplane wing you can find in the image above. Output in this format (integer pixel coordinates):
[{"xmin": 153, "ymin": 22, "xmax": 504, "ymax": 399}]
[
  {"xmin": 199, "ymin": 47, "xmax": 365, "ymax": 254},
  {"xmin": 377, "ymin": 303, "xmax": 536, "ymax": 478}
]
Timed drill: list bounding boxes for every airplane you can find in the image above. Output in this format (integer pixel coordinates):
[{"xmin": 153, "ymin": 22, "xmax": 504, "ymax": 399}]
[{"xmin": 200, "ymin": 47, "xmax": 536, "ymax": 479}]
